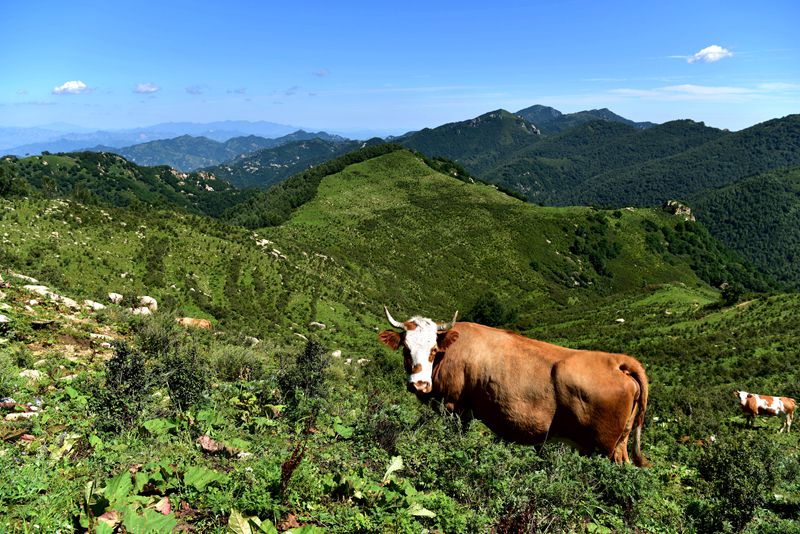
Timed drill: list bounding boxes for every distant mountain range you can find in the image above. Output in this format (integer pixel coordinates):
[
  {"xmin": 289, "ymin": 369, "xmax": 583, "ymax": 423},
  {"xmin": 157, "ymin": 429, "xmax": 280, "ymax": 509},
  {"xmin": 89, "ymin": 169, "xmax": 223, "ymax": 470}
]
[
  {"xmin": 205, "ymin": 137, "xmax": 377, "ymax": 189},
  {"xmin": 87, "ymin": 130, "xmax": 347, "ymax": 172},
  {"xmin": 0, "ymin": 120, "xmax": 303, "ymax": 155}
]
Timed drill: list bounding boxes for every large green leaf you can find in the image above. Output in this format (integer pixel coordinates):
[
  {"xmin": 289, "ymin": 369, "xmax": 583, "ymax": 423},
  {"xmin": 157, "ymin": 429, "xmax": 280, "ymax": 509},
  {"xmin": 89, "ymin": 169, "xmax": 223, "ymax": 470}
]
[
  {"xmin": 122, "ymin": 508, "xmax": 178, "ymax": 534},
  {"xmin": 183, "ymin": 464, "xmax": 228, "ymax": 491},
  {"xmin": 103, "ymin": 471, "xmax": 133, "ymax": 508},
  {"xmin": 382, "ymin": 455, "xmax": 403, "ymax": 484}
]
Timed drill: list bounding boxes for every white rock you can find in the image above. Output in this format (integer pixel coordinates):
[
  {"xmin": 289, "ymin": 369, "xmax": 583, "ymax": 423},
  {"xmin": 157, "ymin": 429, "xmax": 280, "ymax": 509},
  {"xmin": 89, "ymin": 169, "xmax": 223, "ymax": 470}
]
[
  {"xmin": 5, "ymin": 412, "xmax": 39, "ymax": 421},
  {"xmin": 89, "ymin": 333, "xmax": 114, "ymax": 340},
  {"xmin": 139, "ymin": 296, "xmax": 157, "ymax": 311},
  {"xmin": 332, "ymin": 350, "xmax": 342, "ymax": 358},
  {"xmin": 11, "ymin": 273, "xmax": 38, "ymax": 283},
  {"xmin": 615, "ymin": 318, "xmax": 625, "ymax": 323},
  {"xmin": 108, "ymin": 292, "xmax": 123, "ymax": 304},
  {"xmin": 84, "ymin": 300, "xmax": 106, "ymax": 311},
  {"xmin": 19, "ymin": 369, "xmax": 43, "ymax": 380},
  {"xmin": 0, "ymin": 314, "xmax": 9, "ymax": 323},
  {"xmin": 23, "ymin": 285, "xmax": 54, "ymax": 298},
  {"xmin": 60, "ymin": 297, "xmax": 80, "ymax": 310},
  {"xmin": 309, "ymin": 321, "xmax": 326, "ymax": 330}
]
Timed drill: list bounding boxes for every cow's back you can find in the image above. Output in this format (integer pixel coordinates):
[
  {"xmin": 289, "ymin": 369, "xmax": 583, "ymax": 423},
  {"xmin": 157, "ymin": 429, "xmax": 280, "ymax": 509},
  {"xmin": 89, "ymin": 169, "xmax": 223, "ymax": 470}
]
[{"xmin": 435, "ymin": 323, "xmax": 579, "ymax": 443}]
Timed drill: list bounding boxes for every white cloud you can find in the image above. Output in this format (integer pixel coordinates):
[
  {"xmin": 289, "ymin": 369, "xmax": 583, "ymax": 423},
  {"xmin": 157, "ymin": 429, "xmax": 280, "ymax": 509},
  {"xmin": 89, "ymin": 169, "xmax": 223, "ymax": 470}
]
[
  {"xmin": 687, "ymin": 45, "xmax": 733, "ymax": 64},
  {"xmin": 313, "ymin": 68, "xmax": 331, "ymax": 77},
  {"xmin": 663, "ymin": 84, "xmax": 750, "ymax": 95},
  {"xmin": 133, "ymin": 82, "xmax": 160, "ymax": 94},
  {"xmin": 185, "ymin": 85, "xmax": 204, "ymax": 95},
  {"xmin": 608, "ymin": 82, "xmax": 800, "ymax": 103},
  {"xmin": 52, "ymin": 80, "xmax": 90, "ymax": 95},
  {"xmin": 610, "ymin": 84, "xmax": 749, "ymax": 101}
]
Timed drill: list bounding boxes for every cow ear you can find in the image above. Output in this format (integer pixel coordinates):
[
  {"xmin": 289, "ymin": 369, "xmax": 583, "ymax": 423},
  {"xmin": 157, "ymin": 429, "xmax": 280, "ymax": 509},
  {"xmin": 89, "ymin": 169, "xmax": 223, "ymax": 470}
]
[
  {"xmin": 437, "ymin": 330, "xmax": 459, "ymax": 351},
  {"xmin": 378, "ymin": 330, "xmax": 402, "ymax": 350}
]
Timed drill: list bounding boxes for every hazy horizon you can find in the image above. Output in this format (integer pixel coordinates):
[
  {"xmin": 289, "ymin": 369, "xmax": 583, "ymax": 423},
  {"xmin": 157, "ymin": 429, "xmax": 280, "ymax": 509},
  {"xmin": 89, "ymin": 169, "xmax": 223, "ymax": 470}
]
[{"xmin": 2, "ymin": 1, "xmax": 798, "ymax": 133}]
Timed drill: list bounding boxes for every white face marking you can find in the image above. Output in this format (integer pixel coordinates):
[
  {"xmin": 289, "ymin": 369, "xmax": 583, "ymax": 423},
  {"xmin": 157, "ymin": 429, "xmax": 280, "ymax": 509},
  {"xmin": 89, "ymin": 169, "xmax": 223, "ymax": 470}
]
[
  {"xmin": 403, "ymin": 316, "xmax": 439, "ymax": 391},
  {"xmin": 737, "ymin": 391, "xmax": 749, "ymax": 405}
]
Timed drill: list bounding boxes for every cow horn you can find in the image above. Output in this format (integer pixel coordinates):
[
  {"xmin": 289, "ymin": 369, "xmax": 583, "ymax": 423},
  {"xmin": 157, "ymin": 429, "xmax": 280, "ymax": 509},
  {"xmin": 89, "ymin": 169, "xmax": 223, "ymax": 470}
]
[
  {"xmin": 384, "ymin": 306, "xmax": 405, "ymax": 329},
  {"xmin": 437, "ymin": 310, "xmax": 458, "ymax": 331}
]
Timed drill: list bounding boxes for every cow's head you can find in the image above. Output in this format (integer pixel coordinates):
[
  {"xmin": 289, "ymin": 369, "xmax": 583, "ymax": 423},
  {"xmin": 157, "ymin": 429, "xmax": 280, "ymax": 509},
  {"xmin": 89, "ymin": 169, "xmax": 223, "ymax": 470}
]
[
  {"xmin": 378, "ymin": 306, "xmax": 459, "ymax": 395},
  {"xmin": 735, "ymin": 390, "xmax": 750, "ymax": 405}
]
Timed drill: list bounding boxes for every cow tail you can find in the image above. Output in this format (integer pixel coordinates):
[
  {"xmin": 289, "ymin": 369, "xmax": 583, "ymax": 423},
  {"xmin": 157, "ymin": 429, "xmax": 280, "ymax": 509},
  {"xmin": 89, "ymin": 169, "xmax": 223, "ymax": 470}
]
[{"xmin": 624, "ymin": 359, "xmax": 651, "ymax": 467}]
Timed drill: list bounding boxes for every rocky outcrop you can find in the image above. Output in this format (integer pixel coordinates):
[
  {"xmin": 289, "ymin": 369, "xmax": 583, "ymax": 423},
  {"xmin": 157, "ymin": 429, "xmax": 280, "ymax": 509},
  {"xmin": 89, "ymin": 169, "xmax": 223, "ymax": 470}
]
[{"xmin": 663, "ymin": 200, "xmax": 696, "ymax": 221}]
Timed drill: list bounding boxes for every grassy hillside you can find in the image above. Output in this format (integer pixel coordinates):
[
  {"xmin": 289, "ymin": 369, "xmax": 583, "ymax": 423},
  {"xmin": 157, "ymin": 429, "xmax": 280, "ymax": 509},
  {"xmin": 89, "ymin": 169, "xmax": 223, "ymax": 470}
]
[
  {"xmin": 268, "ymin": 150, "xmax": 770, "ymax": 316},
  {"xmin": 0, "ymin": 149, "xmax": 797, "ymax": 532},
  {"xmin": 0, "ymin": 152, "xmax": 245, "ymax": 217}
]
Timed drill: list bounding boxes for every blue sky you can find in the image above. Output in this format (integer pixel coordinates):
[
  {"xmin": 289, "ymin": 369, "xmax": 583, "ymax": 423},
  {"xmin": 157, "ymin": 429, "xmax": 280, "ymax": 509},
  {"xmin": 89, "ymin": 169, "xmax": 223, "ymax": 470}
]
[{"xmin": 1, "ymin": 0, "xmax": 798, "ymax": 133}]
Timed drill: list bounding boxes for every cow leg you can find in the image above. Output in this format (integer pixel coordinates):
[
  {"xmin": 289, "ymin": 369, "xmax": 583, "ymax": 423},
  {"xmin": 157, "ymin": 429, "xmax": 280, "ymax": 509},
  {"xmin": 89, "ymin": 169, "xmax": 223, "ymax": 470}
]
[
  {"xmin": 609, "ymin": 400, "xmax": 638, "ymax": 464},
  {"xmin": 780, "ymin": 413, "xmax": 792, "ymax": 433}
]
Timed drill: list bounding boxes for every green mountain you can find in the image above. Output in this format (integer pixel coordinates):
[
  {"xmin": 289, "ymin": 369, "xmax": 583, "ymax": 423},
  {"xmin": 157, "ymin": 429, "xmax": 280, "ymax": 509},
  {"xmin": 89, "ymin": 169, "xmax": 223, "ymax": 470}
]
[
  {"xmin": 101, "ymin": 135, "xmax": 237, "ymax": 171},
  {"xmin": 690, "ymin": 165, "xmax": 800, "ymax": 289},
  {"xmin": 398, "ymin": 109, "xmax": 541, "ymax": 174},
  {"xmin": 206, "ymin": 137, "xmax": 368, "ymax": 189},
  {"xmin": 561, "ymin": 114, "xmax": 800, "ymax": 207},
  {"xmin": 1, "ymin": 147, "xmax": 798, "ymax": 532},
  {"xmin": 516, "ymin": 104, "xmax": 656, "ymax": 133},
  {"xmin": 483, "ymin": 118, "xmax": 726, "ymax": 203},
  {"xmin": 87, "ymin": 130, "xmax": 347, "ymax": 172}
]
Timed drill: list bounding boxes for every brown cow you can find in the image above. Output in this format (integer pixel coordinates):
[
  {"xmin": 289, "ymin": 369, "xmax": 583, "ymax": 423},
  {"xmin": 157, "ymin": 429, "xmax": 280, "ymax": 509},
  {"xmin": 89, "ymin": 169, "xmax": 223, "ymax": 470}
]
[
  {"xmin": 735, "ymin": 390, "xmax": 795, "ymax": 432},
  {"xmin": 378, "ymin": 307, "xmax": 650, "ymax": 466},
  {"xmin": 175, "ymin": 317, "xmax": 212, "ymax": 330}
]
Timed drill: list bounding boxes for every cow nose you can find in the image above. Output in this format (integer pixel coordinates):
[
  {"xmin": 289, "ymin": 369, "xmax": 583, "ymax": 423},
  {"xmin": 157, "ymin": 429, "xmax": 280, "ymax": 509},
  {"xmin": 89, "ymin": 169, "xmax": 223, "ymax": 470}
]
[{"xmin": 408, "ymin": 380, "xmax": 432, "ymax": 394}]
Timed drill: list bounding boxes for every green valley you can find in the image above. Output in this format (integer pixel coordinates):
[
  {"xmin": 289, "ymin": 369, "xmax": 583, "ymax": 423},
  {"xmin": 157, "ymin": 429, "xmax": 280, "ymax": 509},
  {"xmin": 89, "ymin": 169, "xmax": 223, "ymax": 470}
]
[{"xmin": 1, "ymin": 147, "xmax": 798, "ymax": 532}]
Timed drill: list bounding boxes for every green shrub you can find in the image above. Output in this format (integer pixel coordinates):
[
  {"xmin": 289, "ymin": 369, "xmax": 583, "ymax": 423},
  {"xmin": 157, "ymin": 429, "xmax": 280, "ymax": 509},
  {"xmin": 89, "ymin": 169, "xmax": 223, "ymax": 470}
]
[
  {"xmin": 160, "ymin": 344, "xmax": 209, "ymax": 412},
  {"xmin": 209, "ymin": 344, "xmax": 268, "ymax": 382},
  {"xmin": 0, "ymin": 347, "xmax": 20, "ymax": 398},
  {"xmin": 133, "ymin": 312, "xmax": 180, "ymax": 359},
  {"xmin": 277, "ymin": 340, "xmax": 330, "ymax": 417},
  {"xmin": 93, "ymin": 341, "xmax": 152, "ymax": 433},
  {"xmin": 465, "ymin": 291, "xmax": 516, "ymax": 327},
  {"xmin": 691, "ymin": 434, "xmax": 780, "ymax": 532}
]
